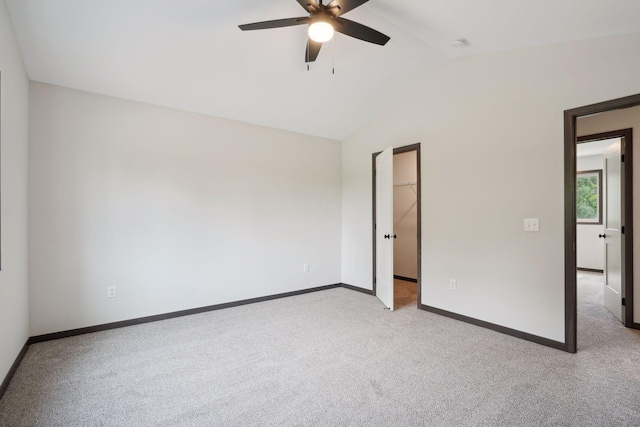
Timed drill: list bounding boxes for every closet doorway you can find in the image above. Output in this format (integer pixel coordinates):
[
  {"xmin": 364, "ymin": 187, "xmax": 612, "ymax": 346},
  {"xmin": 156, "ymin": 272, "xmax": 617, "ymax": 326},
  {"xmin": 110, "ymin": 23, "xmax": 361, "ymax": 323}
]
[{"xmin": 372, "ymin": 143, "xmax": 421, "ymax": 310}]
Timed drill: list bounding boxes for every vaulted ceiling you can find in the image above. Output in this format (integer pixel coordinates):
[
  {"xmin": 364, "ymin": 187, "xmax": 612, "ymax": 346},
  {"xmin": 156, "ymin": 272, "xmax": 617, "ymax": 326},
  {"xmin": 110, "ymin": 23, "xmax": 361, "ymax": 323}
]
[{"xmin": 6, "ymin": 0, "xmax": 640, "ymax": 140}]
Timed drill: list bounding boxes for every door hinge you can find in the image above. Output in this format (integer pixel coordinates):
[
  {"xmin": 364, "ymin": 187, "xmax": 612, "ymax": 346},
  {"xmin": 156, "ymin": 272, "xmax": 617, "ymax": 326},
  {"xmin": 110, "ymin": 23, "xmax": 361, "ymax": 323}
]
[
  {"xmin": 622, "ymin": 298, "xmax": 626, "ymax": 306},
  {"xmin": 622, "ymin": 154, "xmax": 625, "ymax": 162},
  {"xmin": 622, "ymin": 226, "xmax": 625, "ymax": 234}
]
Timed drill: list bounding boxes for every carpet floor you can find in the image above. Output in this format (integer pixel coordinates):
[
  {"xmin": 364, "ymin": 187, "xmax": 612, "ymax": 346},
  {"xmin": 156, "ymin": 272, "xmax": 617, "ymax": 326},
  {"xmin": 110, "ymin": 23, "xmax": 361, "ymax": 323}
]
[{"xmin": 1, "ymin": 273, "xmax": 639, "ymax": 426}]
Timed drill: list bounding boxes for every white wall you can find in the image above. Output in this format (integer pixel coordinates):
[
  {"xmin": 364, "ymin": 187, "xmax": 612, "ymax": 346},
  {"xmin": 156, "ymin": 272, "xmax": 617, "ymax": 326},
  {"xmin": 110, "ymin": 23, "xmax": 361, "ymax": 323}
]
[
  {"xmin": 341, "ymin": 32, "xmax": 640, "ymax": 343},
  {"xmin": 576, "ymin": 154, "xmax": 604, "ymax": 271},
  {"xmin": 393, "ymin": 151, "xmax": 417, "ymax": 279},
  {"xmin": 0, "ymin": 0, "xmax": 29, "ymax": 382},
  {"xmin": 577, "ymin": 105, "xmax": 640, "ymax": 324},
  {"xmin": 29, "ymin": 82, "xmax": 342, "ymax": 336}
]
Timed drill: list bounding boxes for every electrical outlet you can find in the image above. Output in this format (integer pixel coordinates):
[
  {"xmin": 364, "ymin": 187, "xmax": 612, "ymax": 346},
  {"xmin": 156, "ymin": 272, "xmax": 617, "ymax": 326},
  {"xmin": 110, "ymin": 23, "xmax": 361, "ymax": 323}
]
[
  {"xmin": 303, "ymin": 263, "xmax": 309, "ymax": 273},
  {"xmin": 524, "ymin": 218, "xmax": 539, "ymax": 232},
  {"xmin": 107, "ymin": 286, "xmax": 117, "ymax": 298},
  {"xmin": 449, "ymin": 279, "xmax": 457, "ymax": 291}
]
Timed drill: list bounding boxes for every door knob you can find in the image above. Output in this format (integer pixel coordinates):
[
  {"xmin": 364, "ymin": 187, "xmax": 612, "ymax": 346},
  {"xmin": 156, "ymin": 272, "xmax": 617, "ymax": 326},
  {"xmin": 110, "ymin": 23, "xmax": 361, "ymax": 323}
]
[
  {"xmin": 384, "ymin": 234, "xmax": 390, "ymax": 239},
  {"xmin": 599, "ymin": 234, "xmax": 606, "ymax": 239}
]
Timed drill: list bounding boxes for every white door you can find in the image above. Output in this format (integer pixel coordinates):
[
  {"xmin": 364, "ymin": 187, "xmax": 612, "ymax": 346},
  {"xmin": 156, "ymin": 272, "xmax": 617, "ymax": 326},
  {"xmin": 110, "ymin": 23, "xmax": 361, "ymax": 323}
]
[
  {"xmin": 376, "ymin": 147, "xmax": 394, "ymax": 310},
  {"xmin": 602, "ymin": 139, "xmax": 623, "ymax": 322}
]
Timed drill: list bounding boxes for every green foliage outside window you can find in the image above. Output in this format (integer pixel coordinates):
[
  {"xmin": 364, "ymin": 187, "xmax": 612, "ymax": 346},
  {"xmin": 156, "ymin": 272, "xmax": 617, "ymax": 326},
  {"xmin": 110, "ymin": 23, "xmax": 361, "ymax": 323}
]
[{"xmin": 577, "ymin": 174, "xmax": 599, "ymax": 220}]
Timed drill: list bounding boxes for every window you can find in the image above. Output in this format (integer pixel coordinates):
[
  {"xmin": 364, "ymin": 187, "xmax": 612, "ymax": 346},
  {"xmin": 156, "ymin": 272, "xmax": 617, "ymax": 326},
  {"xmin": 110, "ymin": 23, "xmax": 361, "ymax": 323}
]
[{"xmin": 576, "ymin": 169, "xmax": 602, "ymax": 224}]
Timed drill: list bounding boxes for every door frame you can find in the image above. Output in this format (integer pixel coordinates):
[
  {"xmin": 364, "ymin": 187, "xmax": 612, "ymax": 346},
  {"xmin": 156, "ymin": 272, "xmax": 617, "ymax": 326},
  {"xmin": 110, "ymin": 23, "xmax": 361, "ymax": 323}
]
[
  {"xmin": 564, "ymin": 94, "xmax": 640, "ymax": 353},
  {"xmin": 372, "ymin": 143, "xmax": 422, "ymax": 306}
]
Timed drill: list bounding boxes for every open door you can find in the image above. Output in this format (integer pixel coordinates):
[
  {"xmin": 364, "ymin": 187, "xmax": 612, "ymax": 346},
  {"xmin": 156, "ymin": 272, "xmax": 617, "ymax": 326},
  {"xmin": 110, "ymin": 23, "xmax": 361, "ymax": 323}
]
[
  {"xmin": 602, "ymin": 139, "xmax": 623, "ymax": 322},
  {"xmin": 375, "ymin": 147, "xmax": 394, "ymax": 310}
]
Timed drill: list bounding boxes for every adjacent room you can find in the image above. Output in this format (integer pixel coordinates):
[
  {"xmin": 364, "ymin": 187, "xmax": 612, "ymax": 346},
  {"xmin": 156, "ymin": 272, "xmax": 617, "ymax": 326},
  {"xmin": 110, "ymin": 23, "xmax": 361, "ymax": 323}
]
[{"xmin": 1, "ymin": 0, "xmax": 640, "ymax": 425}]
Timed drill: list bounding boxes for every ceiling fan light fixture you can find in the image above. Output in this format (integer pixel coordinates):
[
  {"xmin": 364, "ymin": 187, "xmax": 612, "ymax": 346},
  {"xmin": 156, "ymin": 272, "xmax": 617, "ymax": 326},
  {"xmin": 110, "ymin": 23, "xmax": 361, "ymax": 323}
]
[
  {"xmin": 239, "ymin": 0, "xmax": 390, "ymax": 63},
  {"xmin": 308, "ymin": 14, "xmax": 334, "ymax": 43}
]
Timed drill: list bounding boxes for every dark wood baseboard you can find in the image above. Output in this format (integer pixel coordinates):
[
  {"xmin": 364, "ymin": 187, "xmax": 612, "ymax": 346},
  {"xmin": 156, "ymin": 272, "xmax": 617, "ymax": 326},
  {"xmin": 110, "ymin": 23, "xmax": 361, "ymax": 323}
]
[
  {"xmin": 0, "ymin": 340, "xmax": 30, "ymax": 401},
  {"xmin": 577, "ymin": 268, "xmax": 604, "ymax": 273},
  {"xmin": 394, "ymin": 275, "xmax": 417, "ymax": 283},
  {"xmin": 29, "ymin": 284, "xmax": 342, "ymax": 344},
  {"xmin": 418, "ymin": 303, "xmax": 567, "ymax": 352},
  {"xmin": 340, "ymin": 283, "xmax": 374, "ymax": 295}
]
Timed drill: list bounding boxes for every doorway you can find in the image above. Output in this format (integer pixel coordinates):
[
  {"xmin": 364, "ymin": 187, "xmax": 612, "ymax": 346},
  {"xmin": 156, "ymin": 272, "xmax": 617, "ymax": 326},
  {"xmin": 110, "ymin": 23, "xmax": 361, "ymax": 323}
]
[
  {"xmin": 577, "ymin": 131, "xmax": 630, "ymax": 325},
  {"xmin": 372, "ymin": 143, "xmax": 421, "ymax": 310},
  {"xmin": 565, "ymin": 95, "xmax": 640, "ymax": 353}
]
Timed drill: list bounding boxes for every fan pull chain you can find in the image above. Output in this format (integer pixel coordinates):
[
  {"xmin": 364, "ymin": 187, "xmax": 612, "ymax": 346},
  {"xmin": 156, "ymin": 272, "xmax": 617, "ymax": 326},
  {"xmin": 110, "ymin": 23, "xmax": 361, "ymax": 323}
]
[{"xmin": 332, "ymin": 35, "xmax": 335, "ymax": 75}]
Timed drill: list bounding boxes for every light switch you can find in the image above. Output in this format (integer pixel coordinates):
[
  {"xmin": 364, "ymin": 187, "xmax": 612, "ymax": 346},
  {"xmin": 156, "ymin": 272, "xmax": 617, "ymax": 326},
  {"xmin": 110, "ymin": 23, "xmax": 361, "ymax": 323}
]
[{"xmin": 524, "ymin": 218, "xmax": 539, "ymax": 232}]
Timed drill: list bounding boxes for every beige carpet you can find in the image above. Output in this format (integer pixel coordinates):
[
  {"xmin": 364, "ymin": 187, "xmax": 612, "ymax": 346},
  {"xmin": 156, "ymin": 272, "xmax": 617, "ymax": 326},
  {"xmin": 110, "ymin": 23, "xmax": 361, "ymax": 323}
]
[
  {"xmin": 394, "ymin": 279, "xmax": 417, "ymax": 310},
  {"xmin": 1, "ymin": 274, "xmax": 639, "ymax": 426}
]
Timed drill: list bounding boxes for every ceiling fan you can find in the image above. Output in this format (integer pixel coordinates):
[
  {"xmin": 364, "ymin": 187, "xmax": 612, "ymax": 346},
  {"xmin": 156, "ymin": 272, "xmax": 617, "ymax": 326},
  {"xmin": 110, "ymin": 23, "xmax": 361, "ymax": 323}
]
[{"xmin": 238, "ymin": 0, "xmax": 390, "ymax": 63}]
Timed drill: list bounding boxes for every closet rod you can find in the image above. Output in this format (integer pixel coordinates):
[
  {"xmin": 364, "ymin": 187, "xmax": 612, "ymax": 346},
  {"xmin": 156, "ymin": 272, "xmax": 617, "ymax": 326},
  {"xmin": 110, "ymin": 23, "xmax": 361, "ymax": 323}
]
[{"xmin": 393, "ymin": 180, "xmax": 417, "ymax": 187}]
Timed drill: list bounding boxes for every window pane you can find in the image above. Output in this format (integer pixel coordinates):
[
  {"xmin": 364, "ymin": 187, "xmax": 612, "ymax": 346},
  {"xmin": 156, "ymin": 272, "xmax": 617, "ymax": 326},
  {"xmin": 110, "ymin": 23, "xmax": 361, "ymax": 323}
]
[{"xmin": 577, "ymin": 174, "xmax": 599, "ymax": 220}]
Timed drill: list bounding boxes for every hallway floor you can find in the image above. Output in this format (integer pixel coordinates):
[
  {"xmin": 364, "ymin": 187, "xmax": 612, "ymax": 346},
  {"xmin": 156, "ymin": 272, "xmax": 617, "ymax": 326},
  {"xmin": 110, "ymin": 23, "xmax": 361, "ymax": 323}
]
[{"xmin": 577, "ymin": 270, "xmax": 636, "ymax": 350}]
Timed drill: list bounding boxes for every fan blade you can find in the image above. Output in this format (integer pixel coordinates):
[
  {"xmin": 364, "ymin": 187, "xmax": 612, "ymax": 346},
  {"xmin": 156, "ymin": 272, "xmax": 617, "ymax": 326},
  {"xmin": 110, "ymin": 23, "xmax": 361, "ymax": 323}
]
[
  {"xmin": 333, "ymin": 17, "xmax": 390, "ymax": 45},
  {"xmin": 305, "ymin": 39, "xmax": 322, "ymax": 63},
  {"xmin": 325, "ymin": 0, "xmax": 369, "ymax": 17},
  {"xmin": 297, "ymin": 0, "xmax": 319, "ymax": 13},
  {"xmin": 239, "ymin": 17, "xmax": 309, "ymax": 31}
]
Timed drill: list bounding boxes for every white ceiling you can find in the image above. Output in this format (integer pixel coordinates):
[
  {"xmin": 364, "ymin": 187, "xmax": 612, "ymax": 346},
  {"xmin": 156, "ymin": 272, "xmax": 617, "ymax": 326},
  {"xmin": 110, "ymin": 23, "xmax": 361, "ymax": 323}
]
[
  {"xmin": 577, "ymin": 138, "xmax": 620, "ymax": 158},
  {"xmin": 6, "ymin": 0, "xmax": 640, "ymax": 140}
]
